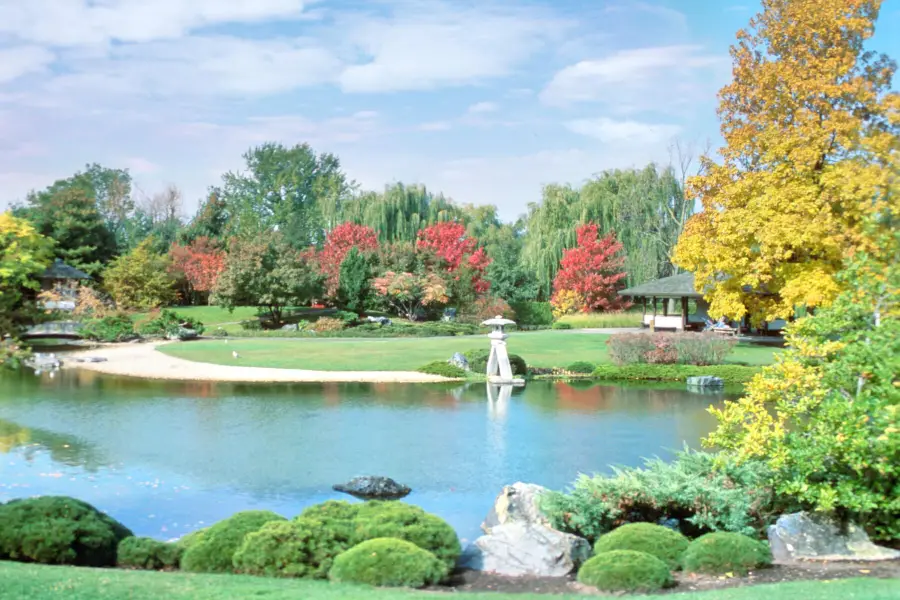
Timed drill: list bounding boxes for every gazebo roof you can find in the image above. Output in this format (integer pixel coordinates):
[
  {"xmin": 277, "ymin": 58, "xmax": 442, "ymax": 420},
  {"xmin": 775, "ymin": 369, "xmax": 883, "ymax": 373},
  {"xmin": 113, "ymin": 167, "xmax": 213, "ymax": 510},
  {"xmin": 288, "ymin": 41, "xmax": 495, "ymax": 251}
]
[
  {"xmin": 40, "ymin": 259, "xmax": 91, "ymax": 281},
  {"xmin": 618, "ymin": 272, "xmax": 702, "ymax": 299}
]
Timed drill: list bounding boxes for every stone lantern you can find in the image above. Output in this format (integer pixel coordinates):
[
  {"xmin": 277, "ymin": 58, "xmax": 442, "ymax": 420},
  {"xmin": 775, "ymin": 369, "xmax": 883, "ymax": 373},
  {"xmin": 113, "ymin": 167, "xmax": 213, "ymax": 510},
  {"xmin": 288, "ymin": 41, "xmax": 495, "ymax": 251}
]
[{"xmin": 481, "ymin": 315, "xmax": 524, "ymax": 385}]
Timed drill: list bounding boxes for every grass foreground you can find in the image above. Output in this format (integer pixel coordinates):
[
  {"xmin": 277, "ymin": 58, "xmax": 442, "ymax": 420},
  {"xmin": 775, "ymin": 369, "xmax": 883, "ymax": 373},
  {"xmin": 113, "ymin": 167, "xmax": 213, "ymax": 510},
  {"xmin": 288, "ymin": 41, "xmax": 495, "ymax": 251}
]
[
  {"xmin": 1, "ymin": 562, "xmax": 897, "ymax": 600},
  {"xmin": 159, "ymin": 330, "xmax": 781, "ymax": 372}
]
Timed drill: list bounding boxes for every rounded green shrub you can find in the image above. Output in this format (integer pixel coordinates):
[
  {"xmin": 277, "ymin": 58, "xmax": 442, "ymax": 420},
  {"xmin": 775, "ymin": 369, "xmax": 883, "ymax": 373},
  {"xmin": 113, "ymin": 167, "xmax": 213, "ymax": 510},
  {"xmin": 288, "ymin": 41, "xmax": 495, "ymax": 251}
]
[
  {"xmin": 417, "ymin": 362, "xmax": 466, "ymax": 378},
  {"xmin": 464, "ymin": 349, "xmax": 527, "ymax": 376},
  {"xmin": 174, "ymin": 528, "xmax": 207, "ymax": 552},
  {"xmin": 0, "ymin": 496, "xmax": 133, "ymax": 566},
  {"xmin": 296, "ymin": 501, "xmax": 361, "ymax": 546},
  {"xmin": 594, "ymin": 523, "xmax": 689, "ymax": 570},
  {"xmin": 551, "ymin": 322, "xmax": 572, "ymax": 330},
  {"xmin": 329, "ymin": 538, "xmax": 447, "ymax": 588},
  {"xmin": 181, "ymin": 510, "xmax": 286, "ymax": 573},
  {"xmin": 233, "ymin": 518, "xmax": 343, "ymax": 578},
  {"xmin": 566, "ymin": 361, "xmax": 596, "ymax": 374},
  {"xmin": 577, "ymin": 550, "xmax": 673, "ymax": 593},
  {"xmin": 353, "ymin": 501, "xmax": 461, "ymax": 571},
  {"xmin": 682, "ymin": 532, "xmax": 772, "ymax": 575},
  {"xmin": 117, "ymin": 537, "xmax": 182, "ymax": 570}
]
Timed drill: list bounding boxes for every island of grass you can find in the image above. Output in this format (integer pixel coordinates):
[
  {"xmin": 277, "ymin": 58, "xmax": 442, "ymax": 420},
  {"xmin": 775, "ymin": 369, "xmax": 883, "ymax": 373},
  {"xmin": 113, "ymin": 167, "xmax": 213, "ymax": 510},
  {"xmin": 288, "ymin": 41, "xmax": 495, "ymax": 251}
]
[{"xmin": 158, "ymin": 330, "xmax": 780, "ymax": 376}]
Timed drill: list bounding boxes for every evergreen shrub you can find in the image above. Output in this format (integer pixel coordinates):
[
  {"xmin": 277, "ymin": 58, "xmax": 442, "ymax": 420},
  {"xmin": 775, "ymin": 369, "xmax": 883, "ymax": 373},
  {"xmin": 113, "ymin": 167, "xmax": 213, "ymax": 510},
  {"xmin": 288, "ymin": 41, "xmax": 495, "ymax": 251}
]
[
  {"xmin": 594, "ymin": 523, "xmax": 689, "ymax": 570},
  {"xmin": 233, "ymin": 518, "xmax": 342, "ymax": 578},
  {"xmin": 180, "ymin": 510, "xmax": 286, "ymax": 573},
  {"xmin": 117, "ymin": 537, "xmax": 182, "ymax": 570},
  {"xmin": 682, "ymin": 532, "xmax": 773, "ymax": 575},
  {"xmin": 0, "ymin": 496, "xmax": 132, "ymax": 566},
  {"xmin": 417, "ymin": 362, "xmax": 467, "ymax": 378},
  {"xmin": 328, "ymin": 538, "xmax": 447, "ymax": 588},
  {"xmin": 577, "ymin": 550, "xmax": 673, "ymax": 593}
]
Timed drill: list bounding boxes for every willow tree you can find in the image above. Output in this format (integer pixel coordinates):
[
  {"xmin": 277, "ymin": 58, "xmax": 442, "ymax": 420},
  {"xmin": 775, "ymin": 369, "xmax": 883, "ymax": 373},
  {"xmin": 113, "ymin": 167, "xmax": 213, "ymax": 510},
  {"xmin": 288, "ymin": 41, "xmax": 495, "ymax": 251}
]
[
  {"xmin": 674, "ymin": 0, "xmax": 898, "ymax": 323},
  {"xmin": 521, "ymin": 165, "xmax": 687, "ymax": 299},
  {"xmin": 339, "ymin": 183, "xmax": 466, "ymax": 242}
]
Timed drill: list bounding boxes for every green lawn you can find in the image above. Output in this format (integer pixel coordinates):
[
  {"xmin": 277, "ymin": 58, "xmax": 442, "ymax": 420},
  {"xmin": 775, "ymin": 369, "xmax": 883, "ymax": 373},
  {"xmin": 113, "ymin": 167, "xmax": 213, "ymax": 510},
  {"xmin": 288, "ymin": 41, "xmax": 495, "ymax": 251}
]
[
  {"xmin": 159, "ymin": 330, "xmax": 781, "ymax": 371},
  {"xmin": 557, "ymin": 311, "xmax": 643, "ymax": 328},
  {"xmin": 0, "ymin": 563, "xmax": 896, "ymax": 600}
]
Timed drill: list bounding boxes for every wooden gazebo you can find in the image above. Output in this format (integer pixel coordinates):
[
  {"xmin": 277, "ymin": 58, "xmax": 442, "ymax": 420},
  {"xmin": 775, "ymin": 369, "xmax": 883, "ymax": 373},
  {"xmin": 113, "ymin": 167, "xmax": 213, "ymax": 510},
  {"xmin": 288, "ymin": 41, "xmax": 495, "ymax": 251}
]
[
  {"xmin": 37, "ymin": 259, "xmax": 91, "ymax": 311},
  {"xmin": 618, "ymin": 272, "xmax": 709, "ymax": 332}
]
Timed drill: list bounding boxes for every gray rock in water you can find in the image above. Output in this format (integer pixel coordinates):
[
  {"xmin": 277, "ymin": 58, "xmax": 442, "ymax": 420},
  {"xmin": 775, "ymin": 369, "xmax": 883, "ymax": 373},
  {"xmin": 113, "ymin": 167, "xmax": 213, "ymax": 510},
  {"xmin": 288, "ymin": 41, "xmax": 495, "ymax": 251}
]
[
  {"xmin": 281, "ymin": 323, "xmax": 299, "ymax": 331},
  {"xmin": 686, "ymin": 375, "xmax": 725, "ymax": 388},
  {"xmin": 366, "ymin": 316, "xmax": 392, "ymax": 326},
  {"xmin": 333, "ymin": 476, "xmax": 411, "ymax": 500},
  {"xmin": 768, "ymin": 512, "xmax": 900, "ymax": 562},
  {"xmin": 25, "ymin": 353, "xmax": 62, "ymax": 372},
  {"xmin": 449, "ymin": 352, "xmax": 470, "ymax": 371},
  {"xmin": 460, "ymin": 482, "xmax": 591, "ymax": 577}
]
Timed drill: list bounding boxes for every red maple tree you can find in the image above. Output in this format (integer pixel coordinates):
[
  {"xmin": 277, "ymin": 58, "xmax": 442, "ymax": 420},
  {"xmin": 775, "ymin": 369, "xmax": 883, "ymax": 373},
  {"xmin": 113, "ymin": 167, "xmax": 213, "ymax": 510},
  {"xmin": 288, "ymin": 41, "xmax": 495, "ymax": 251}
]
[
  {"xmin": 169, "ymin": 237, "xmax": 226, "ymax": 298},
  {"xmin": 319, "ymin": 222, "xmax": 379, "ymax": 299},
  {"xmin": 416, "ymin": 222, "xmax": 492, "ymax": 293},
  {"xmin": 551, "ymin": 223, "xmax": 630, "ymax": 312}
]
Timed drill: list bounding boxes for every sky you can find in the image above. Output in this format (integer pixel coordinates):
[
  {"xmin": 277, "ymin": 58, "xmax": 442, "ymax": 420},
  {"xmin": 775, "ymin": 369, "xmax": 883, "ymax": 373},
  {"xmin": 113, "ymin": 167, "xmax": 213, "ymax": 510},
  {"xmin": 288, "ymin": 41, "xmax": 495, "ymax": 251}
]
[{"xmin": 0, "ymin": 0, "xmax": 898, "ymax": 222}]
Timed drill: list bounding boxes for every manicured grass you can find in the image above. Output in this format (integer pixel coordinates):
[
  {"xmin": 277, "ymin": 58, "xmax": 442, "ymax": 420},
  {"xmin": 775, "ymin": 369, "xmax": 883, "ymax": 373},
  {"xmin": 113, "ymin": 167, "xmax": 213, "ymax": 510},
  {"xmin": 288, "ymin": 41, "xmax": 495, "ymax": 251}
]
[
  {"xmin": 134, "ymin": 306, "xmax": 260, "ymax": 328},
  {"xmin": 0, "ymin": 562, "xmax": 896, "ymax": 600},
  {"xmin": 160, "ymin": 331, "xmax": 781, "ymax": 372},
  {"xmin": 558, "ymin": 311, "xmax": 643, "ymax": 329}
]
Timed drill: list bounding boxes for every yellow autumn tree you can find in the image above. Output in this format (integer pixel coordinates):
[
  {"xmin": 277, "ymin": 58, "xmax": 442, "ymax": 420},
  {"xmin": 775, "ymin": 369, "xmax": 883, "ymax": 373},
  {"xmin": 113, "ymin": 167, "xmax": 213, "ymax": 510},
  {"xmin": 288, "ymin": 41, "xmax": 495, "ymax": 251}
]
[{"xmin": 674, "ymin": 0, "xmax": 899, "ymax": 323}]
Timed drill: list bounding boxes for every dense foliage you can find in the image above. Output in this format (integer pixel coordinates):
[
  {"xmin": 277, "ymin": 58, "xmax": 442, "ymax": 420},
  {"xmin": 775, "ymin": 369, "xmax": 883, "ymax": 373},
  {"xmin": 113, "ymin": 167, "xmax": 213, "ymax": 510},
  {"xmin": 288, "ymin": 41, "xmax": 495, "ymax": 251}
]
[
  {"xmin": 337, "ymin": 247, "xmax": 372, "ymax": 314},
  {"xmin": 673, "ymin": 0, "xmax": 897, "ymax": 323},
  {"xmin": 168, "ymin": 237, "xmax": 225, "ymax": 303},
  {"xmin": 0, "ymin": 496, "xmax": 132, "ymax": 567},
  {"xmin": 180, "ymin": 510, "xmax": 286, "ymax": 573},
  {"xmin": 566, "ymin": 361, "xmax": 596, "ymax": 374},
  {"xmin": 319, "ymin": 223, "xmax": 379, "ymax": 301},
  {"xmin": 706, "ymin": 246, "xmax": 900, "ymax": 539},
  {"xmin": 103, "ymin": 239, "xmax": 177, "ymax": 309},
  {"xmin": 590, "ymin": 364, "xmax": 760, "ymax": 384},
  {"xmin": 328, "ymin": 538, "xmax": 447, "ymax": 588},
  {"xmin": 577, "ymin": 550, "xmax": 673, "ymax": 593},
  {"xmin": 417, "ymin": 362, "xmax": 467, "ymax": 378},
  {"xmin": 593, "ymin": 523, "xmax": 689, "ymax": 570},
  {"xmin": 509, "ymin": 302, "xmax": 554, "ymax": 326},
  {"xmin": 0, "ymin": 213, "xmax": 52, "ymax": 348},
  {"xmin": 607, "ymin": 332, "xmax": 737, "ymax": 366},
  {"xmin": 135, "ymin": 310, "xmax": 205, "ymax": 337},
  {"xmin": 232, "ymin": 518, "xmax": 341, "ymax": 579},
  {"xmin": 542, "ymin": 450, "xmax": 778, "ymax": 541},
  {"xmin": 681, "ymin": 533, "xmax": 772, "ymax": 575},
  {"xmin": 80, "ymin": 314, "xmax": 137, "ymax": 342},
  {"xmin": 117, "ymin": 537, "xmax": 182, "ymax": 570}
]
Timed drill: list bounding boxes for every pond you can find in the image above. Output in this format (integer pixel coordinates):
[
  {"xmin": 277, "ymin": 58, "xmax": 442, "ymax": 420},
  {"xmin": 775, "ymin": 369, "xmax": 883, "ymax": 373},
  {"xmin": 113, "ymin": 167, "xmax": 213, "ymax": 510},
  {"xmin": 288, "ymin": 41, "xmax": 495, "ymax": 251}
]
[{"xmin": 0, "ymin": 370, "xmax": 737, "ymax": 545}]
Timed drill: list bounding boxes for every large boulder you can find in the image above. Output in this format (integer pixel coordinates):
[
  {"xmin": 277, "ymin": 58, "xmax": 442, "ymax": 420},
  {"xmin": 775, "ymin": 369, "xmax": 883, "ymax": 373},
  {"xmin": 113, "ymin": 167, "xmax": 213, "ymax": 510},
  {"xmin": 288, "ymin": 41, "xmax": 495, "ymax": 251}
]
[
  {"xmin": 686, "ymin": 375, "xmax": 724, "ymax": 388},
  {"xmin": 460, "ymin": 483, "xmax": 591, "ymax": 577},
  {"xmin": 449, "ymin": 353, "xmax": 470, "ymax": 371},
  {"xmin": 768, "ymin": 512, "xmax": 900, "ymax": 562},
  {"xmin": 332, "ymin": 476, "xmax": 411, "ymax": 500},
  {"xmin": 166, "ymin": 327, "xmax": 199, "ymax": 341}
]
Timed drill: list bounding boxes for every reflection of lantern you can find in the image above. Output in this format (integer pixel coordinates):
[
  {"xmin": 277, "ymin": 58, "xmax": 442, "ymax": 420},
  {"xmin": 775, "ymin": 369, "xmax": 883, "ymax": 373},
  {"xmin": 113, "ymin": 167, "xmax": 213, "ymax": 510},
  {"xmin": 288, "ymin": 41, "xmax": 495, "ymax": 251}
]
[{"xmin": 480, "ymin": 316, "xmax": 524, "ymax": 384}]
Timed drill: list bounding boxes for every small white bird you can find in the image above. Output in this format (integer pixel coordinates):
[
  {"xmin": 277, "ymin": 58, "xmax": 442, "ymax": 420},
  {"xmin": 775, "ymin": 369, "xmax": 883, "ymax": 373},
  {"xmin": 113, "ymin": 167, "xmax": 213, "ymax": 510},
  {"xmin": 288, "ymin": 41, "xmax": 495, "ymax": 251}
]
[{"xmin": 232, "ymin": 351, "xmax": 240, "ymax": 359}]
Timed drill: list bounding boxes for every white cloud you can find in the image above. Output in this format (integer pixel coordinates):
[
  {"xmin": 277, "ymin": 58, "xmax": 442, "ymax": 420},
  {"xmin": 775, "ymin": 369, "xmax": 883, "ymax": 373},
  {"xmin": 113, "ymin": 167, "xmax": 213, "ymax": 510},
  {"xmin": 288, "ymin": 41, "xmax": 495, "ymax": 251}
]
[
  {"xmin": 337, "ymin": 1, "xmax": 569, "ymax": 92},
  {"xmin": 540, "ymin": 45, "xmax": 725, "ymax": 112},
  {"xmin": 467, "ymin": 101, "xmax": 499, "ymax": 114},
  {"xmin": 0, "ymin": 0, "xmax": 311, "ymax": 47},
  {"xmin": 0, "ymin": 46, "xmax": 55, "ymax": 84},
  {"xmin": 565, "ymin": 118, "xmax": 681, "ymax": 144}
]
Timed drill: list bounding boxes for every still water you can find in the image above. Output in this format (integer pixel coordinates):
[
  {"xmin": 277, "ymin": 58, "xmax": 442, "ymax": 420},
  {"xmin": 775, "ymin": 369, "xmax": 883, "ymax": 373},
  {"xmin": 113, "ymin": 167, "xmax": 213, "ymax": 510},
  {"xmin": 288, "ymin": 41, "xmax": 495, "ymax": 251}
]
[{"xmin": 0, "ymin": 370, "xmax": 735, "ymax": 544}]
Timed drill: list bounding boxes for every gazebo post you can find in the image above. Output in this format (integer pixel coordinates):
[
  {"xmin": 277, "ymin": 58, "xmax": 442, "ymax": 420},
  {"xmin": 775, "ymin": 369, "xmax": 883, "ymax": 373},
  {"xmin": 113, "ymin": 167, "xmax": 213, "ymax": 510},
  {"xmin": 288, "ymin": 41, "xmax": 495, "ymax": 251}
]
[
  {"xmin": 641, "ymin": 297, "xmax": 647, "ymax": 323},
  {"xmin": 681, "ymin": 297, "xmax": 688, "ymax": 331}
]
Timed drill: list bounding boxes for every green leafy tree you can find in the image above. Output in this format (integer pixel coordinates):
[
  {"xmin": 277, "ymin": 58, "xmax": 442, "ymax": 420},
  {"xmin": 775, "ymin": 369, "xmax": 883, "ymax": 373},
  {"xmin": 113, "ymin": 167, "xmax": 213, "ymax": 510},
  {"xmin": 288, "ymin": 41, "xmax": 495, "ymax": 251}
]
[
  {"xmin": 483, "ymin": 223, "xmax": 539, "ymax": 302},
  {"xmin": 102, "ymin": 239, "xmax": 177, "ymax": 309},
  {"xmin": 179, "ymin": 190, "xmax": 230, "ymax": 246},
  {"xmin": 220, "ymin": 143, "xmax": 350, "ymax": 248},
  {"xmin": 707, "ymin": 230, "xmax": 900, "ymax": 539},
  {"xmin": 17, "ymin": 186, "xmax": 116, "ymax": 276},
  {"xmin": 338, "ymin": 247, "xmax": 372, "ymax": 314},
  {"xmin": 212, "ymin": 234, "xmax": 324, "ymax": 325}
]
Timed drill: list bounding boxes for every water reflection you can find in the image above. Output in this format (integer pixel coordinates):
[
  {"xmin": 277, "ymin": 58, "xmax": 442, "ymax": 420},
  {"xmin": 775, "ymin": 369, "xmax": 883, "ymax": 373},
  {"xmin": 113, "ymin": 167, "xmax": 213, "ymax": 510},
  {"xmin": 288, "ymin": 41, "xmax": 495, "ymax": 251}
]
[{"xmin": 0, "ymin": 370, "xmax": 735, "ymax": 542}]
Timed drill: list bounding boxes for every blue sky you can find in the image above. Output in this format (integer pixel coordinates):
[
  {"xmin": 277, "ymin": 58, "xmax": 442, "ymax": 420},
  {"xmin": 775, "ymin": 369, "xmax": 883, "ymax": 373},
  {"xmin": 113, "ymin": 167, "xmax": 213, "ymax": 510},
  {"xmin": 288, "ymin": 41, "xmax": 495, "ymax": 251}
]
[{"xmin": 0, "ymin": 0, "xmax": 898, "ymax": 221}]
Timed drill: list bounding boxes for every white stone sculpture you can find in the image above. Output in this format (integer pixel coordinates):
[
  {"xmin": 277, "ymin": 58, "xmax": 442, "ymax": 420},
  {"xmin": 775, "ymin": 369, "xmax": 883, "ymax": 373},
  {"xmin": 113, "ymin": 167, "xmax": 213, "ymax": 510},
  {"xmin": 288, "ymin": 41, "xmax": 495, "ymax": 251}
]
[{"xmin": 481, "ymin": 316, "xmax": 524, "ymax": 385}]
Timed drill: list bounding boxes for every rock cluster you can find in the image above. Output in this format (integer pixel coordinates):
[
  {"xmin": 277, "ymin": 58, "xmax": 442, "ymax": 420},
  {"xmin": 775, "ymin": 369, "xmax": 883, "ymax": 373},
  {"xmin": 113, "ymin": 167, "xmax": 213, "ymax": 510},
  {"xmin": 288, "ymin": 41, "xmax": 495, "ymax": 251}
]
[
  {"xmin": 332, "ymin": 476, "xmax": 411, "ymax": 500},
  {"xmin": 768, "ymin": 512, "xmax": 900, "ymax": 562}
]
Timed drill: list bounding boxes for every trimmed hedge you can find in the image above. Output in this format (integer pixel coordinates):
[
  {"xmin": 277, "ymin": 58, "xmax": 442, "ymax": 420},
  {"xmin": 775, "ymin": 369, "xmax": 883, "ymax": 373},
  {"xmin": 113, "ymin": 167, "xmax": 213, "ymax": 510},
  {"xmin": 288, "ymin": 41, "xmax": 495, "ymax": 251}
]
[
  {"xmin": 591, "ymin": 364, "xmax": 761, "ymax": 384},
  {"xmin": 0, "ymin": 496, "xmax": 133, "ymax": 567},
  {"xmin": 180, "ymin": 510, "xmax": 286, "ymax": 573},
  {"xmin": 233, "ymin": 518, "xmax": 341, "ymax": 578},
  {"xmin": 464, "ymin": 349, "xmax": 527, "ymax": 377},
  {"xmin": 551, "ymin": 322, "xmax": 572, "ymax": 330},
  {"xmin": 577, "ymin": 550, "xmax": 673, "ymax": 593},
  {"xmin": 566, "ymin": 361, "xmax": 596, "ymax": 374},
  {"xmin": 509, "ymin": 302, "xmax": 553, "ymax": 326},
  {"xmin": 594, "ymin": 523, "xmax": 689, "ymax": 570},
  {"xmin": 329, "ymin": 538, "xmax": 447, "ymax": 588},
  {"xmin": 417, "ymin": 362, "xmax": 467, "ymax": 378},
  {"xmin": 682, "ymin": 532, "xmax": 773, "ymax": 575},
  {"xmin": 295, "ymin": 501, "xmax": 461, "ymax": 572},
  {"xmin": 117, "ymin": 537, "xmax": 182, "ymax": 570}
]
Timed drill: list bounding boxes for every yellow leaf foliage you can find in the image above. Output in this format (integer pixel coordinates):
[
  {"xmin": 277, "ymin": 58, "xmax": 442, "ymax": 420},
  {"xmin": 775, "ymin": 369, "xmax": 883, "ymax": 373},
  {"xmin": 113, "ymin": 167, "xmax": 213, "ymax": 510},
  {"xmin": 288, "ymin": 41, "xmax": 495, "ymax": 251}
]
[{"xmin": 674, "ymin": 0, "xmax": 899, "ymax": 324}]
